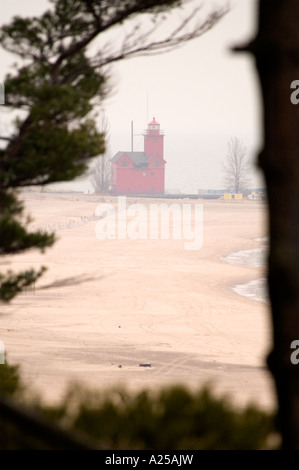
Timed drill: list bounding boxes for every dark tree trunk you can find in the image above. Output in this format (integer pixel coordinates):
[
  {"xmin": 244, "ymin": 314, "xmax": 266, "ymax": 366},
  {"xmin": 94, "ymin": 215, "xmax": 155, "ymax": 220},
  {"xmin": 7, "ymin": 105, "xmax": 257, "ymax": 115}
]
[
  {"xmin": 2, "ymin": 0, "xmax": 299, "ymax": 451},
  {"xmin": 239, "ymin": 0, "xmax": 299, "ymax": 449}
]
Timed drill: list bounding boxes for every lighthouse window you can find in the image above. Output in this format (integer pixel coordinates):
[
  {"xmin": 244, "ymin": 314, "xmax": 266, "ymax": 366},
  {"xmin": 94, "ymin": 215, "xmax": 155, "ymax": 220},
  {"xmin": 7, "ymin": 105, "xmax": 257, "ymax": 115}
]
[
  {"xmin": 155, "ymin": 160, "xmax": 160, "ymax": 167},
  {"xmin": 122, "ymin": 159, "xmax": 128, "ymax": 167}
]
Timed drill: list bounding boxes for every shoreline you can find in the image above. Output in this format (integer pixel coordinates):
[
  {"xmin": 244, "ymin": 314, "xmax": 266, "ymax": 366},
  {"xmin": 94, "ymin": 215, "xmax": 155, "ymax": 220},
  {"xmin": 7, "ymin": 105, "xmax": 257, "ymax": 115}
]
[
  {"xmin": 233, "ymin": 277, "xmax": 268, "ymax": 305},
  {"xmin": 221, "ymin": 239, "xmax": 269, "ymax": 305},
  {"xmin": 0, "ymin": 193, "xmax": 275, "ymax": 410}
]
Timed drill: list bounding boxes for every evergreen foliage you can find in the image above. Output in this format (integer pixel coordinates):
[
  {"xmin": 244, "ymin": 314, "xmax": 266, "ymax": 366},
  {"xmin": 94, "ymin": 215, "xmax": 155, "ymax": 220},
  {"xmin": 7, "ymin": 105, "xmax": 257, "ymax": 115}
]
[{"xmin": 0, "ymin": 361, "xmax": 278, "ymax": 450}]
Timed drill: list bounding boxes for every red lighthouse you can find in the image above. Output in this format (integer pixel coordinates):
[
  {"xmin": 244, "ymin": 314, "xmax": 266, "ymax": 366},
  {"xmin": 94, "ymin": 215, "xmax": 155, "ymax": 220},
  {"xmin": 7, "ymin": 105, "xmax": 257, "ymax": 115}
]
[
  {"xmin": 144, "ymin": 117, "xmax": 164, "ymax": 160},
  {"xmin": 111, "ymin": 117, "xmax": 166, "ymax": 195}
]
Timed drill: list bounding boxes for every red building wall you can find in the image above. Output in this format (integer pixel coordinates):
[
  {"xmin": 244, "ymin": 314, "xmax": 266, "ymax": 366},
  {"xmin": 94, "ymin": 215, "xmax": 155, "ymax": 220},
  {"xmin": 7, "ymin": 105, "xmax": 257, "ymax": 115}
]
[
  {"xmin": 115, "ymin": 167, "xmax": 165, "ymax": 194},
  {"xmin": 112, "ymin": 118, "xmax": 165, "ymax": 194},
  {"xmin": 144, "ymin": 133, "xmax": 164, "ymax": 159}
]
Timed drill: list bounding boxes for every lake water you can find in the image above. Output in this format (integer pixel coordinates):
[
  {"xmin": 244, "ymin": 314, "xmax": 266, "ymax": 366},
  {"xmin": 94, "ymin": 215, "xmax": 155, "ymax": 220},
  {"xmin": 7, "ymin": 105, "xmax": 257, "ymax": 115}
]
[{"xmin": 221, "ymin": 238, "xmax": 269, "ymax": 304}]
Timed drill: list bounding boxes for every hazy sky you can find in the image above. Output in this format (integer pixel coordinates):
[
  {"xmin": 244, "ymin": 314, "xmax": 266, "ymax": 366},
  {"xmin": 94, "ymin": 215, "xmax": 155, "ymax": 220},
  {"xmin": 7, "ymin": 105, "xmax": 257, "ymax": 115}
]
[{"xmin": 0, "ymin": 0, "xmax": 264, "ymax": 193}]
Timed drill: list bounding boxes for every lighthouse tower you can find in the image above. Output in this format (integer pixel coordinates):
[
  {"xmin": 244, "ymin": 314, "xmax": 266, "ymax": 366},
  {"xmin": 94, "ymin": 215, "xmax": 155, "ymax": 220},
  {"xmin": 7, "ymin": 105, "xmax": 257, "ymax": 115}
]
[{"xmin": 144, "ymin": 117, "xmax": 164, "ymax": 160}]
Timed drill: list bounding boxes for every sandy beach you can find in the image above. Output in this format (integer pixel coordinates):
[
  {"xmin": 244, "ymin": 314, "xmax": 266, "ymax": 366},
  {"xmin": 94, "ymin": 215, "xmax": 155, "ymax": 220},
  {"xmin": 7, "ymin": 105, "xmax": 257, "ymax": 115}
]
[{"xmin": 0, "ymin": 191, "xmax": 275, "ymax": 410}]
